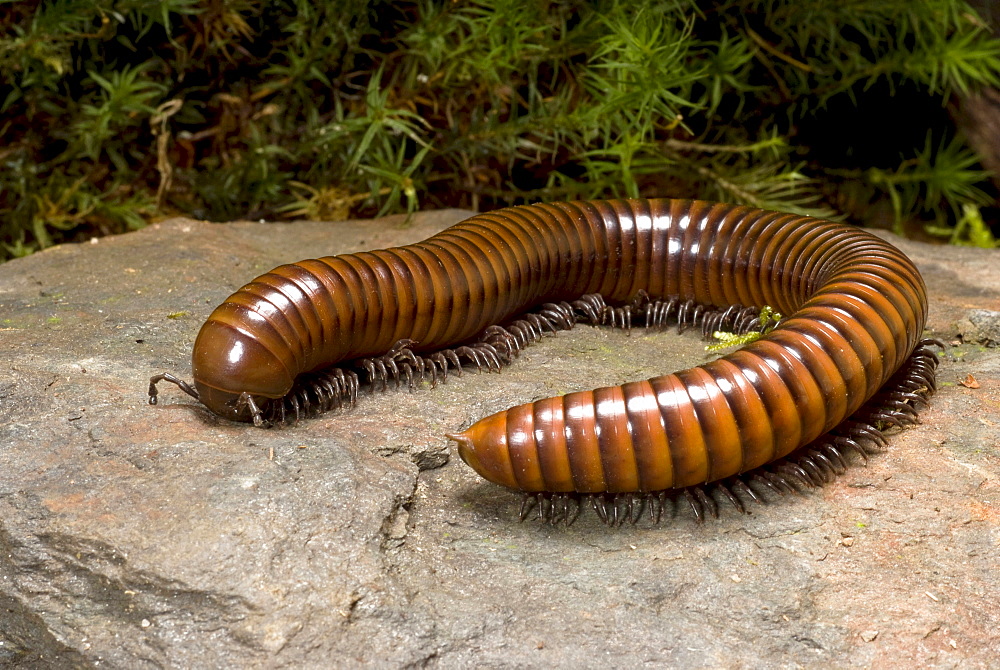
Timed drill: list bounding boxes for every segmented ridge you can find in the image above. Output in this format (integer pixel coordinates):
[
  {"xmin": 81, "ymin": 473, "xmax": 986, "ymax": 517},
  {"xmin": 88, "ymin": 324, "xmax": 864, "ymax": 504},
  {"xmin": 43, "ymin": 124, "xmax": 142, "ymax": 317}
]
[
  {"xmin": 248, "ymin": 292, "xmax": 763, "ymax": 426},
  {"xmin": 519, "ymin": 338, "xmax": 943, "ymax": 526}
]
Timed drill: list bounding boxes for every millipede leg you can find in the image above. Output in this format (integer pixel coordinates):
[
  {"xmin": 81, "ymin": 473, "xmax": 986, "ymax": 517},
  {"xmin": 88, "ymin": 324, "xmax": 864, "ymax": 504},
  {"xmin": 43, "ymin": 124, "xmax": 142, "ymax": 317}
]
[
  {"xmin": 714, "ymin": 482, "xmax": 747, "ymax": 515},
  {"xmin": 732, "ymin": 478, "xmax": 761, "ymax": 506},
  {"xmin": 536, "ymin": 493, "xmax": 553, "ymax": 522},
  {"xmin": 656, "ymin": 491, "xmax": 669, "ymax": 523},
  {"xmin": 683, "ymin": 489, "xmax": 704, "ymax": 523},
  {"xmin": 626, "ymin": 494, "xmax": 645, "ymax": 525},
  {"xmin": 607, "ymin": 494, "xmax": 621, "ymax": 525},
  {"xmin": 571, "ymin": 294, "xmax": 607, "ymax": 324},
  {"xmin": 751, "ymin": 472, "xmax": 786, "ymax": 497},
  {"xmin": 797, "ymin": 455, "xmax": 830, "ymax": 485},
  {"xmin": 234, "ymin": 392, "xmax": 266, "ymax": 427},
  {"xmin": 814, "ymin": 448, "xmax": 845, "ymax": 476},
  {"xmin": 693, "ymin": 487, "xmax": 719, "ymax": 519},
  {"xmin": 148, "ymin": 372, "xmax": 200, "ymax": 405},
  {"xmin": 587, "ymin": 495, "xmax": 607, "ymax": 524},
  {"xmin": 519, "ymin": 494, "xmax": 538, "ymax": 522},
  {"xmin": 564, "ymin": 495, "xmax": 582, "ymax": 526}
]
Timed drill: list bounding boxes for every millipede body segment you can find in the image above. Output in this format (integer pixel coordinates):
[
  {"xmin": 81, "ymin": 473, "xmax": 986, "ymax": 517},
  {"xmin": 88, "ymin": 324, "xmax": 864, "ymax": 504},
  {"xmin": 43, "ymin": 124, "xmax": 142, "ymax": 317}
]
[{"xmin": 150, "ymin": 199, "xmax": 936, "ymax": 521}]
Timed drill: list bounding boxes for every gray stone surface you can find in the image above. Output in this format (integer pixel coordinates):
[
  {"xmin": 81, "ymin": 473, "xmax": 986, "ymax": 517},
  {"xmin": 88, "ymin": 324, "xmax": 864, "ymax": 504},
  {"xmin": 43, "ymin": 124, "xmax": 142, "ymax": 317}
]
[
  {"xmin": 959, "ymin": 309, "xmax": 1000, "ymax": 346},
  {"xmin": 0, "ymin": 210, "xmax": 998, "ymax": 668}
]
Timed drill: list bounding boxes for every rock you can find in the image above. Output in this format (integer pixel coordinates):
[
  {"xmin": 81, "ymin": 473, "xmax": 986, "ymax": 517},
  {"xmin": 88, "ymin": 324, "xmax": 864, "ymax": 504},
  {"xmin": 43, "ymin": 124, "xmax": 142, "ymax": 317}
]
[
  {"xmin": 957, "ymin": 309, "xmax": 1000, "ymax": 346},
  {"xmin": 0, "ymin": 210, "xmax": 998, "ymax": 667}
]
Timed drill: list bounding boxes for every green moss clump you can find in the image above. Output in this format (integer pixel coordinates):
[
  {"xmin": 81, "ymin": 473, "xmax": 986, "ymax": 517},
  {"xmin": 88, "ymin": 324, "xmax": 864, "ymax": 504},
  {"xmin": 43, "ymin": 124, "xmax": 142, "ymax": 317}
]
[{"xmin": 3, "ymin": 0, "xmax": 1000, "ymax": 261}]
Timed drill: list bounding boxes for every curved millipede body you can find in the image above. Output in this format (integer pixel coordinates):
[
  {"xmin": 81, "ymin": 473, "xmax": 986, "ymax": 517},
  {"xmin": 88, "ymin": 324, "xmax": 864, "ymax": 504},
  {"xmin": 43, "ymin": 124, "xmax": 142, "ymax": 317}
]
[{"xmin": 150, "ymin": 199, "xmax": 938, "ymax": 522}]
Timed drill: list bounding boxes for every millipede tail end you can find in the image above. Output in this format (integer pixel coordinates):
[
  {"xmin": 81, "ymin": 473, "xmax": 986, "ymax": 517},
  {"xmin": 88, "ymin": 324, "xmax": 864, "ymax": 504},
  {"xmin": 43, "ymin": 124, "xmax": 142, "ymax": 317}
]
[{"xmin": 504, "ymin": 338, "xmax": 943, "ymax": 527}]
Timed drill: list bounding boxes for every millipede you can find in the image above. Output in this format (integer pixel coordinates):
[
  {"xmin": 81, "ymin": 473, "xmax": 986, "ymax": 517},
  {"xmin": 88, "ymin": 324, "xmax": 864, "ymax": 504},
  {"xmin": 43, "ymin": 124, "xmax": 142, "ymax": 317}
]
[{"xmin": 149, "ymin": 198, "xmax": 942, "ymax": 525}]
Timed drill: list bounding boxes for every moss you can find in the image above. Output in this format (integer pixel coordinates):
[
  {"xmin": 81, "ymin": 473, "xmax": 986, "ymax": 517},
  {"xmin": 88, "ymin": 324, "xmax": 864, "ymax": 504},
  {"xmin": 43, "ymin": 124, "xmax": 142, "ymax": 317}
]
[{"xmin": 3, "ymin": 0, "xmax": 1000, "ymax": 262}]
